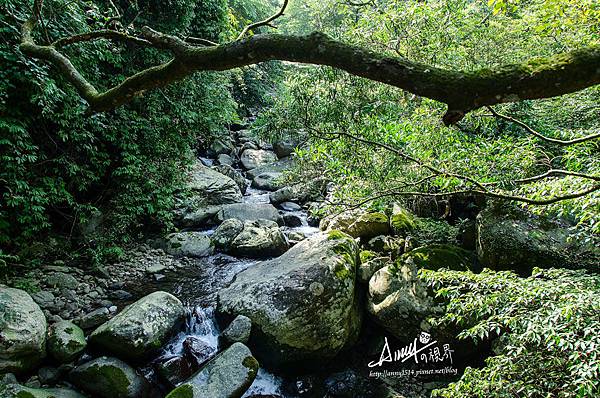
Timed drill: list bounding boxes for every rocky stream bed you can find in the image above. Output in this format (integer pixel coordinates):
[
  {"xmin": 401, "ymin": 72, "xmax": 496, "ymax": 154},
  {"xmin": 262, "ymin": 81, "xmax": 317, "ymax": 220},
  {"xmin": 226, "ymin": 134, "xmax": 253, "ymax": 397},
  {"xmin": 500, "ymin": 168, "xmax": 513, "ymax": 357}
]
[{"xmin": 3, "ymin": 124, "xmax": 593, "ymax": 398}]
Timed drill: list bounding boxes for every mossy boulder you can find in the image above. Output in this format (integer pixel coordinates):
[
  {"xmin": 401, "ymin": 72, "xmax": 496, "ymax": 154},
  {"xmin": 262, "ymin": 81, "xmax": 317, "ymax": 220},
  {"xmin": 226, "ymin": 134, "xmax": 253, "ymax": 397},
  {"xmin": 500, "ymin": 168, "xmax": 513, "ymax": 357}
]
[
  {"xmin": 390, "ymin": 204, "xmax": 416, "ymax": 234},
  {"xmin": 358, "ymin": 256, "xmax": 389, "ymax": 284},
  {"xmin": 217, "ymin": 232, "xmax": 361, "ymax": 368},
  {"xmin": 69, "ymin": 357, "xmax": 152, "ymax": 398},
  {"xmin": 0, "ymin": 287, "xmax": 47, "ymax": 374},
  {"xmin": 477, "ymin": 204, "xmax": 599, "ymax": 273},
  {"xmin": 89, "ymin": 291, "xmax": 185, "ymax": 361},
  {"xmin": 166, "ymin": 342, "xmax": 258, "ymax": 398},
  {"xmin": 367, "ymin": 260, "xmax": 439, "ymax": 341},
  {"xmin": 214, "ymin": 219, "xmax": 289, "ymax": 258},
  {"xmin": 403, "ymin": 244, "xmax": 474, "ymax": 271},
  {"xmin": 0, "ymin": 384, "xmax": 86, "ymax": 398},
  {"xmin": 321, "ymin": 210, "xmax": 390, "ymax": 240},
  {"xmin": 47, "ymin": 321, "xmax": 86, "ymax": 363}
]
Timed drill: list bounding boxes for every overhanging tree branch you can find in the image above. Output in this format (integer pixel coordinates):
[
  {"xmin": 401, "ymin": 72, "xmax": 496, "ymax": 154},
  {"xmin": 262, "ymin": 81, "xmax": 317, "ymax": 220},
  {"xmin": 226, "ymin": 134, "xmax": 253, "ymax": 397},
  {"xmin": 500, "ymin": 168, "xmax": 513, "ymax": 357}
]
[
  {"xmin": 237, "ymin": 0, "xmax": 289, "ymax": 40},
  {"xmin": 19, "ymin": 0, "xmax": 600, "ymax": 124},
  {"xmin": 486, "ymin": 106, "xmax": 600, "ymax": 145}
]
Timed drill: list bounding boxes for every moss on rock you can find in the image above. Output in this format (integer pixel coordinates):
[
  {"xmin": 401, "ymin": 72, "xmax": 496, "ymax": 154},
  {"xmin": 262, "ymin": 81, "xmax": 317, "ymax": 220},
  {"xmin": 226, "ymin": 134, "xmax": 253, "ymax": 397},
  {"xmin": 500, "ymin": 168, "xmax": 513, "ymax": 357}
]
[{"xmin": 403, "ymin": 244, "xmax": 473, "ymax": 271}]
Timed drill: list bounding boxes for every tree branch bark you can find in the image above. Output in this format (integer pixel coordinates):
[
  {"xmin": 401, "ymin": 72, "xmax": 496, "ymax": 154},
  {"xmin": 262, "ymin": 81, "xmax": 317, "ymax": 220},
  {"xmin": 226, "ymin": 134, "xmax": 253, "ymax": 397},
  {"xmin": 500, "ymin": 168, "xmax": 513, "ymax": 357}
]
[{"xmin": 19, "ymin": 0, "xmax": 600, "ymax": 124}]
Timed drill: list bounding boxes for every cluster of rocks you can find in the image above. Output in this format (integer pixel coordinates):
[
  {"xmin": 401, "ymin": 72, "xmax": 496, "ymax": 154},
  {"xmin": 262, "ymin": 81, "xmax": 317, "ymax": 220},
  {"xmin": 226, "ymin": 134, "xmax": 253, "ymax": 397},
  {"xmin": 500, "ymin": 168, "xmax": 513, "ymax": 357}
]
[
  {"xmin": 0, "ymin": 288, "xmax": 259, "ymax": 398},
  {"xmin": 4, "ymin": 122, "xmax": 594, "ymax": 398}
]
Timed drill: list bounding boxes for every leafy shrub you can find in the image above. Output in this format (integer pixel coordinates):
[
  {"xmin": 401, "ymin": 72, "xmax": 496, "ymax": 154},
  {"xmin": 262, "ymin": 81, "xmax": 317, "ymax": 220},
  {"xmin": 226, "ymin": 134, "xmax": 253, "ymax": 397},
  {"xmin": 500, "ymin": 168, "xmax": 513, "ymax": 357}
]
[{"xmin": 422, "ymin": 267, "xmax": 600, "ymax": 398}]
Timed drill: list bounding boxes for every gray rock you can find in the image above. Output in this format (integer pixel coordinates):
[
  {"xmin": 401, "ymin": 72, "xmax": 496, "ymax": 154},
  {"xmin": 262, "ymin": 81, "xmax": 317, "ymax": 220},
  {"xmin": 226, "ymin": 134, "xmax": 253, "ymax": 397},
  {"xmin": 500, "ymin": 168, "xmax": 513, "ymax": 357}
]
[
  {"xmin": 46, "ymin": 272, "xmax": 78, "ymax": 290},
  {"xmin": 212, "ymin": 219, "xmax": 245, "ymax": 250},
  {"xmin": 358, "ymin": 256, "xmax": 388, "ymax": 284},
  {"xmin": 110, "ymin": 289, "xmax": 133, "ymax": 300},
  {"xmin": 228, "ymin": 220, "xmax": 289, "ymax": 258},
  {"xmin": 286, "ymin": 231, "xmax": 306, "ymax": 245},
  {"xmin": 240, "ymin": 149, "xmax": 277, "ymax": 170},
  {"xmin": 165, "ymin": 342, "xmax": 258, "ymax": 398},
  {"xmin": 476, "ymin": 204, "xmax": 599, "ymax": 273},
  {"xmin": 217, "ymin": 153, "xmax": 234, "ymax": 166},
  {"xmin": 0, "ymin": 287, "xmax": 47, "ymax": 374},
  {"xmin": 186, "ymin": 162, "xmax": 242, "ymax": 205},
  {"xmin": 31, "ymin": 290, "xmax": 56, "ymax": 310},
  {"xmin": 217, "ymin": 203, "xmax": 282, "ymax": 224},
  {"xmin": 157, "ymin": 356, "xmax": 192, "ymax": 387},
  {"xmin": 47, "ymin": 321, "xmax": 86, "ymax": 363},
  {"xmin": 217, "ymin": 232, "xmax": 361, "ymax": 367},
  {"xmin": 280, "ymin": 202, "xmax": 302, "ymax": 212},
  {"xmin": 37, "ymin": 366, "xmax": 61, "ymax": 385},
  {"xmin": 367, "ymin": 260, "xmax": 436, "ymax": 341},
  {"xmin": 89, "ymin": 291, "xmax": 185, "ymax": 360},
  {"xmin": 163, "ymin": 232, "xmax": 214, "ymax": 258},
  {"xmin": 273, "ymin": 140, "xmax": 297, "ymax": 159},
  {"xmin": 146, "ymin": 263, "xmax": 167, "ymax": 274},
  {"xmin": 182, "ymin": 336, "xmax": 216, "ymax": 368},
  {"xmin": 321, "ymin": 210, "xmax": 390, "ymax": 240},
  {"xmin": 177, "ymin": 205, "xmax": 222, "ymax": 228},
  {"xmin": 70, "ymin": 356, "xmax": 151, "ymax": 398},
  {"xmin": 269, "ymin": 179, "xmax": 326, "ymax": 205},
  {"xmin": 74, "ymin": 307, "xmax": 110, "ymax": 330},
  {"xmin": 222, "ymin": 315, "xmax": 252, "ymax": 344},
  {"xmin": 0, "ymin": 384, "xmax": 86, "ymax": 398},
  {"xmin": 208, "ymin": 137, "xmax": 235, "ymax": 157},
  {"xmin": 283, "ymin": 213, "xmax": 303, "ymax": 227},
  {"xmin": 246, "ymin": 156, "xmax": 295, "ymax": 180},
  {"xmin": 212, "ymin": 164, "xmax": 250, "ymax": 194},
  {"xmin": 251, "ymin": 172, "xmax": 285, "ymax": 191}
]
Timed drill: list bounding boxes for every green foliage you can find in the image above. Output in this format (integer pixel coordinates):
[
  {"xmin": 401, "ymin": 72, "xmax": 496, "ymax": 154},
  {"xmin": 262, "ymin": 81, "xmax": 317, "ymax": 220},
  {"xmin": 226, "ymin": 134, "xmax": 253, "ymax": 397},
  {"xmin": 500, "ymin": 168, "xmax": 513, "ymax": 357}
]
[
  {"xmin": 422, "ymin": 267, "xmax": 600, "ymax": 397},
  {"xmin": 410, "ymin": 218, "xmax": 459, "ymax": 247},
  {"xmin": 0, "ymin": 0, "xmax": 239, "ymax": 266},
  {"xmin": 257, "ymin": 0, "xmax": 600, "ymax": 236}
]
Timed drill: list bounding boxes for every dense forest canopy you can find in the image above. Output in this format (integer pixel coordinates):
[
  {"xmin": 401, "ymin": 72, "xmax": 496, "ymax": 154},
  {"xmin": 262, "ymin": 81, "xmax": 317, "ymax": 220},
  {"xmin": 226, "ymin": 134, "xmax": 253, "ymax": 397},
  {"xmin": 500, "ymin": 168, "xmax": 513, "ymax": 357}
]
[
  {"xmin": 0, "ymin": 1, "xmax": 597, "ymax": 252},
  {"xmin": 1, "ymin": 1, "xmax": 600, "ymax": 398}
]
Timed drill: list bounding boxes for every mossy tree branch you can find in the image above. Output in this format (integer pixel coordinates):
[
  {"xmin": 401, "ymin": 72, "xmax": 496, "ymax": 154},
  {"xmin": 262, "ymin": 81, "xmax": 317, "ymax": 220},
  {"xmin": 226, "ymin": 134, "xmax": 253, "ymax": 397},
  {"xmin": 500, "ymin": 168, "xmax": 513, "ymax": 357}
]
[{"xmin": 19, "ymin": 0, "xmax": 600, "ymax": 124}]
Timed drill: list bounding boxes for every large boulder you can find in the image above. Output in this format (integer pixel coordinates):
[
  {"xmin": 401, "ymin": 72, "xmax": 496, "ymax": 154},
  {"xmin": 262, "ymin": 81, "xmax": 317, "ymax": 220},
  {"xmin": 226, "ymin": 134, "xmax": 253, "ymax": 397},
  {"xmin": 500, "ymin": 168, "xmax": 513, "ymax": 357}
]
[
  {"xmin": 367, "ymin": 260, "xmax": 437, "ymax": 341},
  {"xmin": 165, "ymin": 342, "xmax": 258, "ymax": 398},
  {"xmin": 251, "ymin": 172, "xmax": 286, "ymax": 191},
  {"xmin": 186, "ymin": 162, "xmax": 243, "ymax": 205},
  {"xmin": 212, "ymin": 165, "xmax": 250, "ymax": 195},
  {"xmin": 70, "ymin": 357, "xmax": 152, "ymax": 398},
  {"xmin": 240, "ymin": 149, "xmax": 277, "ymax": 170},
  {"xmin": 0, "ymin": 287, "xmax": 47, "ymax": 374},
  {"xmin": 476, "ymin": 204, "xmax": 599, "ymax": 273},
  {"xmin": 229, "ymin": 220, "xmax": 289, "ymax": 258},
  {"xmin": 47, "ymin": 321, "xmax": 86, "ymax": 363},
  {"xmin": 214, "ymin": 218, "xmax": 288, "ymax": 257},
  {"xmin": 0, "ymin": 384, "xmax": 86, "ymax": 398},
  {"xmin": 402, "ymin": 244, "xmax": 474, "ymax": 271},
  {"xmin": 321, "ymin": 210, "xmax": 390, "ymax": 240},
  {"xmin": 246, "ymin": 156, "xmax": 296, "ymax": 180},
  {"xmin": 216, "ymin": 203, "xmax": 282, "ymax": 224},
  {"xmin": 89, "ymin": 291, "xmax": 185, "ymax": 360},
  {"xmin": 217, "ymin": 231, "xmax": 362, "ymax": 367},
  {"xmin": 273, "ymin": 140, "xmax": 297, "ymax": 159},
  {"xmin": 269, "ymin": 179, "xmax": 327, "ymax": 205},
  {"xmin": 207, "ymin": 137, "xmax": 235, "ymax": 157},
  {"xmin": 162, "ymin": 232, "xmax": 214, "ymax": 258}
]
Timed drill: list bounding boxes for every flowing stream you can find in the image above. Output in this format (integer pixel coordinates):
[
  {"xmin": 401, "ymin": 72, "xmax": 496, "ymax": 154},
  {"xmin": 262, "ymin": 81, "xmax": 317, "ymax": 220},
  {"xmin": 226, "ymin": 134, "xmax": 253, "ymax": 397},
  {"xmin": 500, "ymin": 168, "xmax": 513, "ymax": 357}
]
[{"xmin": 130, "ymin": 180, "xmax": 320, "ymax": 396}]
